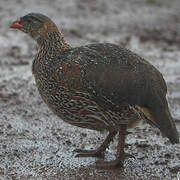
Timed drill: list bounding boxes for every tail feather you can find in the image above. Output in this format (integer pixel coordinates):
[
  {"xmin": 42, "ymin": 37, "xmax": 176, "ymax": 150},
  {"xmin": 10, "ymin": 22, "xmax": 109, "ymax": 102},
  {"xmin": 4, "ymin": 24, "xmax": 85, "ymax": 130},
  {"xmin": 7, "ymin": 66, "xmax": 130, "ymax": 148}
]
[
  {"xmin": 152, "ymin": 107, "xmax": 179, "ymax": 144},
  {"xmin": 135, "ymin": 104, "xmax": 179, "ymax": 143}
]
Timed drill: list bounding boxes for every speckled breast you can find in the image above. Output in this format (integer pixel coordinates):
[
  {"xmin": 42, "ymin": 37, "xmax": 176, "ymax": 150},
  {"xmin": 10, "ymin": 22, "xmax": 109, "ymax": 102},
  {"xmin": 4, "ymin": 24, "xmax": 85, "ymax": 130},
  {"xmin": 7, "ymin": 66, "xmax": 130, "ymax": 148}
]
[
  {"xmin": 36, "ymin": 76, "xmax": 144, "ymax": 131},
  {"xmin": 33, "ymin": 59, "xmax": 145, "ymax": 131}
]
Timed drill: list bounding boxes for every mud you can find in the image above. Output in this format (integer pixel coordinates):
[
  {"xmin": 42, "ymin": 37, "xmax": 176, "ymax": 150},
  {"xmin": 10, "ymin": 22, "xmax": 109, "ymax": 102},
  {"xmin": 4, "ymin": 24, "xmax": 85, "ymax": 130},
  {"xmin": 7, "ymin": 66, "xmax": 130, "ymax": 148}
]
[{"xmin": 0, "ymin": 0, "xmax": 179, "ymax": 179}]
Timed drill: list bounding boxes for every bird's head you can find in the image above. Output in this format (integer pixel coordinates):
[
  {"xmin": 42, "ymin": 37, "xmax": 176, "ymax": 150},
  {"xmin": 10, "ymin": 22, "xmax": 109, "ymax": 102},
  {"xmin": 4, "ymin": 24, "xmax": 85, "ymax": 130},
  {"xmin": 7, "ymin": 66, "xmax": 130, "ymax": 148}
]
[{"xmin": 10, "ymin": 13, "xmax": 58, "ymax": 41}]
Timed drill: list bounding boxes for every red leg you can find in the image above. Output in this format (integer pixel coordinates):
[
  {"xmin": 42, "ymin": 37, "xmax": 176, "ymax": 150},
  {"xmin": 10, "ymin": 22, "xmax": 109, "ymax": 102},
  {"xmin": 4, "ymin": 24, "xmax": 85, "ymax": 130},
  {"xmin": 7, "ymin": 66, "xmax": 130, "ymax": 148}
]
[
  {"xmin": 75, "ymin": 131, "xmax": 117, "ymax": 158},
  {"xmin": 96, "ymin": 125, "xmax": 132, "ymax": 168}
]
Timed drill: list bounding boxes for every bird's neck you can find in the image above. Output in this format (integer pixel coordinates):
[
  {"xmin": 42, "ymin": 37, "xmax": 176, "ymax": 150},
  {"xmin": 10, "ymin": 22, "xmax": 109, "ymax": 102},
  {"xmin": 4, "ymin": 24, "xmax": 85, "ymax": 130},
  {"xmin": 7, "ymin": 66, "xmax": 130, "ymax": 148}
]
[
  {"xmin": 37, "ymin": 31, "xmax": 71, "ymax": 54},
  {"xmin": 32, "ymin": 31, "xmax": 71, "ymax": 79}
]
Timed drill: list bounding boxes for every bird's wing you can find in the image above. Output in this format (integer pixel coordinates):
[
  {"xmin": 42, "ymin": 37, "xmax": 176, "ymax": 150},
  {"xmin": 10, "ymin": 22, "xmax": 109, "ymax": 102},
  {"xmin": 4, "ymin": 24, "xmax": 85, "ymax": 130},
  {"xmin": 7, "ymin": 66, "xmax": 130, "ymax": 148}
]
[
  {"xmin": 72, "ymin": 44, "xmax": 167, "ymax": 110},
  {"xmin": 51, "ymin": 43, "xmax": 167, "ymax": 111}
]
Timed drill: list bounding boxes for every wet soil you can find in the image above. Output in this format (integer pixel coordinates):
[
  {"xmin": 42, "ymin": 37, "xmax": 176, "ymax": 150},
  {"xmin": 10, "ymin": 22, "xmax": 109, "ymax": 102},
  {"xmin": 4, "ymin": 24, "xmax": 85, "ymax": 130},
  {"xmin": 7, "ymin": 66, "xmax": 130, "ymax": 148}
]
[{"xmin": 0, "ymin": 0, "xmax": 179, "ymax": 179}]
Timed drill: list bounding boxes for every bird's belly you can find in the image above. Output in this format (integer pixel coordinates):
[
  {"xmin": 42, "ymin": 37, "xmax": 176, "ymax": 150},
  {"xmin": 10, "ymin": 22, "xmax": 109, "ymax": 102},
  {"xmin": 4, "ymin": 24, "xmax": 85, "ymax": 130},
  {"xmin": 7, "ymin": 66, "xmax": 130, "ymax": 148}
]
[
  {"xmin": 38, "ymin": 87, "xmax": 110, "ymax": 130},
  {"xmin": 38, "ymin": 85, "xmax": 146, "ymax": 131}
]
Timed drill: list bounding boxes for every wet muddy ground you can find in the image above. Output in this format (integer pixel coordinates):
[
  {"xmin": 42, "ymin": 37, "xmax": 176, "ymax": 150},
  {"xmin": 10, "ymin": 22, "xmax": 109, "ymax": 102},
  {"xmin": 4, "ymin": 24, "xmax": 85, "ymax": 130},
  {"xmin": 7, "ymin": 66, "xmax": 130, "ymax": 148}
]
[{"xmin": 0, "ymin": 0, "xmax": 180, "ymax": 179}]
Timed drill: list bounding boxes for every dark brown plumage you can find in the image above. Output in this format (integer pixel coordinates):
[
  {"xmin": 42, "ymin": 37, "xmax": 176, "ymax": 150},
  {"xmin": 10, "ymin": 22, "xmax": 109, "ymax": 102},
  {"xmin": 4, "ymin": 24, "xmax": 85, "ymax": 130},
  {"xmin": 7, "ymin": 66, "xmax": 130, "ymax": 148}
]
[{"xmin": 10, "ymin": 13, "xmax": 179, "ymax": 168}]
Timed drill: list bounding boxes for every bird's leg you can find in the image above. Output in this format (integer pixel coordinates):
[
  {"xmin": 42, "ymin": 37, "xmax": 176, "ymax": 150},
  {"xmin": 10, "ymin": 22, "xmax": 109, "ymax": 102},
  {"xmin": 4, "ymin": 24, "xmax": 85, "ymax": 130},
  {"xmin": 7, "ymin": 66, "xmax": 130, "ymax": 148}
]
[
  {"xmin": 96, "ymin": 125, "xmax": 132, "ymax": 168},
  {"xmin": 75, "ymin": 131, "xmax": 117, "ymax": 158}
]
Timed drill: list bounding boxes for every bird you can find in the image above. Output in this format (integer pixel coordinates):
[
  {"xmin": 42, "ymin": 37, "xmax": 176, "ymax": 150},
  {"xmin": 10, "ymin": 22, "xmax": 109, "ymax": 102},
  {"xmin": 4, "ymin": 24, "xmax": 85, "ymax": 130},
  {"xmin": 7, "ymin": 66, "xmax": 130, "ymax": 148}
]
[{"xmin": 10, "ymin": 13, "xmax": 179, "ymax": 168}]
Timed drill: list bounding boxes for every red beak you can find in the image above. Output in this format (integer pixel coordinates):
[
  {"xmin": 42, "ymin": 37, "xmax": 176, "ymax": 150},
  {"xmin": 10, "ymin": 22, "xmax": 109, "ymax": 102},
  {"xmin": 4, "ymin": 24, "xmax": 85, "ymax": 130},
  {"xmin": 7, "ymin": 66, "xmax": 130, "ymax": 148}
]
[{"xmin": 10, "ymin": 18, "xmax": 23, "ymax": 29}]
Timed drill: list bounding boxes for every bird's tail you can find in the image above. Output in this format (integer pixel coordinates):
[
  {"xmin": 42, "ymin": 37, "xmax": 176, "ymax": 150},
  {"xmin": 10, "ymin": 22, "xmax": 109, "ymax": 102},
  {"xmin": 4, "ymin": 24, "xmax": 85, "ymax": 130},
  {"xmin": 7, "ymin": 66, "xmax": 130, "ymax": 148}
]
[{"xmin": 151, "ymin": 105, "xmax": 179, "ymax": 144}]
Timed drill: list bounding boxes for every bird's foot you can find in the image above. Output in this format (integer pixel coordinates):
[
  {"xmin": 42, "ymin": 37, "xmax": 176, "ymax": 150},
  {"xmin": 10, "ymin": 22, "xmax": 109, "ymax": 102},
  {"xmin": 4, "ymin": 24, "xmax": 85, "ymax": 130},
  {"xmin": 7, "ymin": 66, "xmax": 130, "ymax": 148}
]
[
  {"xmin": 96, "ymin": 158, "xmax": 124, "ymax": 169},
  {"xmin": 74, "ymin": 148, "xmax": 105, "ymax": 158},
  {"xmin": 95, "ymin": 152, "xmax": 134, "ymax": 169},
  {"xmin": 74, "ymin": 131, "xmax": 117, "ymax": 158}
]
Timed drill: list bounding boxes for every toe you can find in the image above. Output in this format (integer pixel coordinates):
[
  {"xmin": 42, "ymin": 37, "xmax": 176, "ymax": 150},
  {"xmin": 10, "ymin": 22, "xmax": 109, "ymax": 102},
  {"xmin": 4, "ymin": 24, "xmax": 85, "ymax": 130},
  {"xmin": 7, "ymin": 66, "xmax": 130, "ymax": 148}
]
[{"xmin": 95, "ymin": 159, "xmax": 123, "ymax": 169}]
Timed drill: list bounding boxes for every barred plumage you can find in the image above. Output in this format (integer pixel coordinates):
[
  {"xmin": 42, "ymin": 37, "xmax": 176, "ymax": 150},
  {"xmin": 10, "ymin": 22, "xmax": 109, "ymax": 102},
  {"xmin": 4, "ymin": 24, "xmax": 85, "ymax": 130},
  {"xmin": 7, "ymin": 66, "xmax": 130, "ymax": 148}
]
[{"xmin": 10, "ymin": 13, "xmax": 179, "ymax": 168}]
